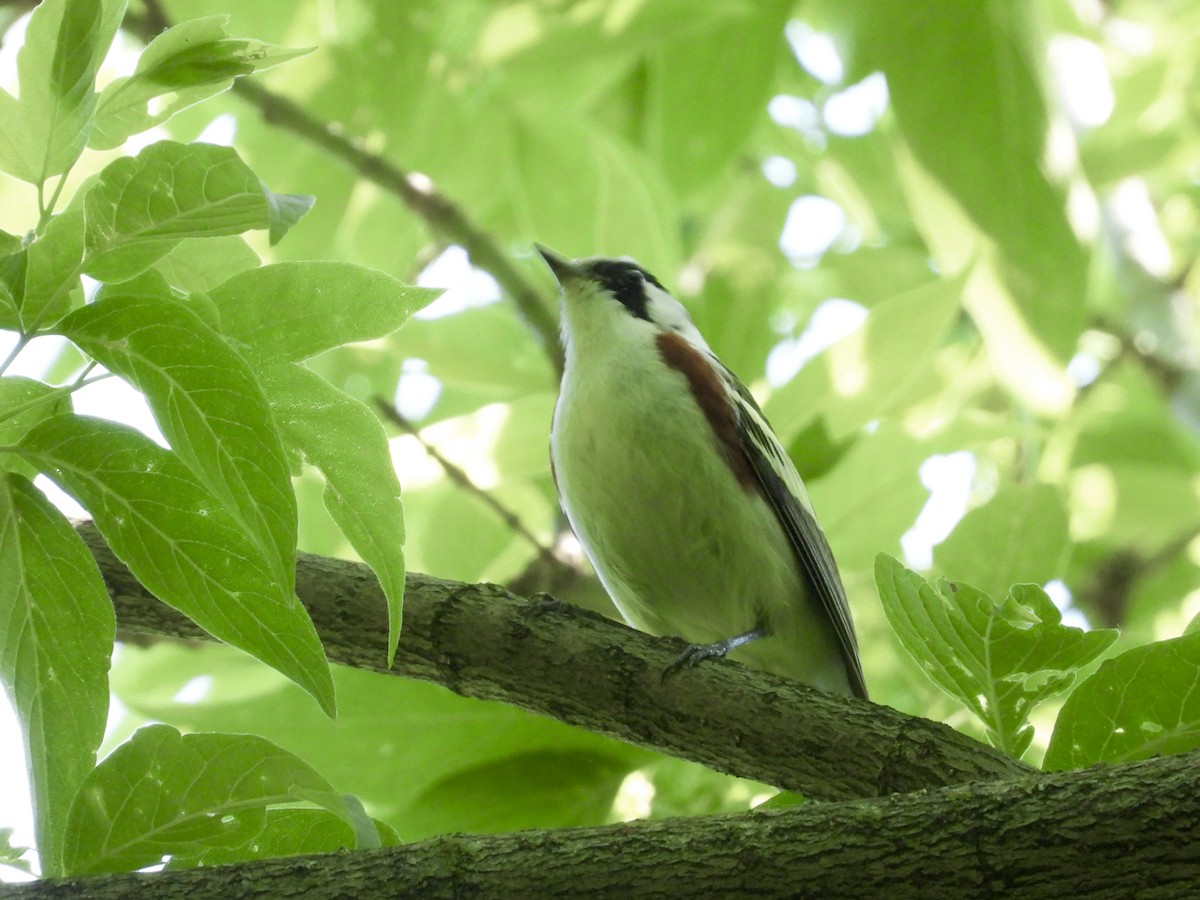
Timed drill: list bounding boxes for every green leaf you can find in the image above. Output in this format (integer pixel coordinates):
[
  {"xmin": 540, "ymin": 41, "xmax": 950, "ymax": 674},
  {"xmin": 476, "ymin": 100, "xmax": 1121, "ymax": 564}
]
[
  {"xmin": 90, "ymin": 16, "xmax": 311, "ymax": 150},
  {"xmin": 0, "ymin": 286, "xmax": 19, "ymax": 332},
  {"xmin": 81, "ymin": 142, "xmax": 282, "ymax": 281},
  {"xmin": 764, "ymin": 274, "xmax": 964, "ymax": 443},
  {"xmin": 394, "ymin": 303, "xmax": 555, "ymax": 396},
  {"xmin": 0, "ymin": 0, "xmax": 124, "ymax": 183},
  {"xmin": 0, "ymin": 827, "xmax": 34, "ymax": 875},
  {"xmin": 1044, "ymin": 632, "xmax": 1200, "ymax": 770},
  {"xmin": 339, "ymin": 793, "xmax": 381, "ymax": 851},
  {"xmin": 264, "ymin": 190, "xmax": 315, "ymax": 246},
  {"xmin": 408, "ymin": 749, "xmax": 632, "ymax": 835},
  {"xmin": 810, "ymin": 423, "xmax": 930, "ymax": 571},
  {"xmin": 0, "ymin": 233, "xmax": 27, "ymax": 330},
  {"xmin": 874, "ymin": 554, "xmax": 1117, "ymax": 757},
  {"xmin": 153, "ymin": 236, "xmax": 259, "ymax": 293},
  {"xmin": 20, "ymin": 209, "xmax": 85, "ymax": 329},
  {"xmin": 168, "ymin": 808, "xmax": 397, "ymax": 868},
  {"xmin": 19, "ymin": 415, "xmax": 334, "ymax": 716},
  {"xmin": 206, "ymin": 262, "xmax": 438, "ymax": 364},
  {"xmin": 503, "ymin": 114, "xmax": 682, "ymax": 278},
  {"xmin": 0, "ymin": 90, "xmax": 26, "ymax": 182},
  {"xmin": 846, "ymin": 0, "xmax": 1087, "ymax": 361},
  {"xmin": 200, "ymin": 262, "xmax": 428, "ymax": 667},
  {"xmin": 933, "ymin": 483, "xmax": 1070, "ymax": 603},
  {"xmin": 110, "ymin": 644, "xmax": 650, "ymax": 842},
  {"xmin": 261, "ymin": 364, "xmax": 407, "ymax": 666},
  {"xmin": 92, "ymin": 268, "xmax": 179, "ymax": 305},
  {"xmin": 494, "ymin": 0, "xmax": 730, "ymax": 107},
  {"xmin": 643, "ymin": 0, "xmax": 791, "ymax": 194},
  {"xmin": 62, "ymin": 725, "xmax": 353, "ymax": 875},
  {"xmin": 0, "ymin": 377, "xmax": 72, "ymax": 479},
  {"xmin": 0, "ymin": 473, "xmax": 113, "ymax": 877},
  {"xmin": 0, "ymin": 230, "xmax": 21, "ymax": 257},
  {"xmin": 58, "ymin": 293, "xmax": 298, "ymax": 594},
  {"xmin": 404, "ymin": 479, "xmax": 529, "ymax": 585}
]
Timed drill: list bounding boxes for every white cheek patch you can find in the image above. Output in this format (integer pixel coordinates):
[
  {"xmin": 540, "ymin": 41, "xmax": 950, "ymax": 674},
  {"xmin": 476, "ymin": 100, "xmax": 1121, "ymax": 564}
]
[{"xmin": 644, "ymin": 285, "xmax": 712, "ymax": 354}]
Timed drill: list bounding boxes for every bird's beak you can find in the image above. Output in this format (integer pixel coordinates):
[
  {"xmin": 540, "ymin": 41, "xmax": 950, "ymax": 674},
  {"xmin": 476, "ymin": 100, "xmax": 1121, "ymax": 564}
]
[{"xmin": 536, "ymin": 244, "xmax": 585, "ymax": 285}]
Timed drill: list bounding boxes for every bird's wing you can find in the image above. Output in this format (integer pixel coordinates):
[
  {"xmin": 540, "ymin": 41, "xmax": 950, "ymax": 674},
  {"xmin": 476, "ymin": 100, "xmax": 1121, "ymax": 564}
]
[{"xmin": 720, "ymin": 366, "xmax": 869, "ymax": 700}]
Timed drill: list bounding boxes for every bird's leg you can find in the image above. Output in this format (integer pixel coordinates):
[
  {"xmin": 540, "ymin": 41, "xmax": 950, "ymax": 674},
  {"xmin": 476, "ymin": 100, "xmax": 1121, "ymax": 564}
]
[
  {"xmin": 662, "ymin": 625, "xmax": 771, "ymax": 682},
  {"xmin": 521, "ymin": 591, "xmax": 568, "ymax": 618}
]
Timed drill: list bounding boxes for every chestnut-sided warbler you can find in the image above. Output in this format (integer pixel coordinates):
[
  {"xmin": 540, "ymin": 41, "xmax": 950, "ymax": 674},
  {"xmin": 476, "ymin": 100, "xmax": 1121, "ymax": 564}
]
[{"xmin": 538, "ymin": 246, "xmax": 867, "ymax": 699}]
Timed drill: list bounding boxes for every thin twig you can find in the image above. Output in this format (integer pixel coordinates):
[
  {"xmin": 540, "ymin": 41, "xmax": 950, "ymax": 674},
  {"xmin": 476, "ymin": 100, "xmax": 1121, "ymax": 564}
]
[
  {"xmin": 0, "ymin": 333, "xmax": 28, "ymax": 377},
  {"xmin": 1092, "ymin": 315, "xmax": 1195, "ymax": 392},
  {"xmin": 374, "ymin": 398, "xmax": 562, "ymax": 570},
  {"xmin": 1080, "ymin": 524, "xmax": 1200, "ymax": 627}
]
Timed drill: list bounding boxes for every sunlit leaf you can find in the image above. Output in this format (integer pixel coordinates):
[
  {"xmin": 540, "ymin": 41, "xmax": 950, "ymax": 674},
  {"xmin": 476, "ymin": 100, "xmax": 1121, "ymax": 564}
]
[
  {"xmin": 19, "ymin": 209, "xmax": 85, "ymax": 329},
  {"xmin": 844, "ymin": 0, "xmax": 1087, "ymax": 361},
  {"xmin": 644, "ymin": 0, "xmax": 791, "ymax": 194},
  {"xmin": 19, "ymin": 415, "xmax": 334, "ymax": 716},
  {"xmin": 206, "ymin": 261, "xmax": 437, "ymax": 363},
  {"xmin": 62, "ymin": 725, "xmax": 358, "ymax": 874},
  {"xmin": 153, "ymin": 236, "xmax": 260, "ymax": 293},
  {"xmin": 501, "ymin": 114, "xmax": 682, "ymax": 278},
  {"xmin": 764, "ymin": 274, "xmax": 964, "ymax": 443},
  {"xmin": 0, "ymin": 827, "xmax": 34, "ymax": 875},
  {"xmin": 875, "ymin": 554, "xmax": 1117, "ymax": 757},
  {"xmin": 82, "ymin": 142, "xmax": 296, "ymax": 280},
  {"xmin": 91, "ymin": 16, "xmax": 311, "ymax": 150},
  {"xmin": 0, "ymin": 0, "xmax": 124, "ymax": 183},
  {"xmin": 0, "ymin": 474, "xmax": 113, "ymax": 876},
  {"xmin": 265, "ymin": 191, "xmax": 315, "ymax": 246},
  {"xmin": 261, "ymin": 364, "xmax": 407, "ymax": 666},
  {"xmin": 1045, "ymin": 632, "xmax": 1200, "ymax": 770},
  {"xmin": 168, "ymin": 808, "xmax": 399, "ymax": 868},
  {"xmin": 810, "ymin": 423, "xmax": 928, "ymax": 570},
  {"xmin": 933, "ymin": 483, "xmax": 1070, "ymax": 603},
  {"xmin": 58, "ymin": 292, "xmax": 298, "ymax": 593},
  {"xmin": 0, "ymin": 378, "xmax": 72, "ymax": 479},
  {"xmin": 0, "ymin": 231, "xmax": 27, "ymax": 330}
]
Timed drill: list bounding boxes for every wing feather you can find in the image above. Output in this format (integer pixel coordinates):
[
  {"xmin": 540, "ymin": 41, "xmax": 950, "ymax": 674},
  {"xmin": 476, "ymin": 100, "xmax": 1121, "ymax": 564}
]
[{"xmin": 721, "ymin": 368, "xmax": 869, "ymax": 700}]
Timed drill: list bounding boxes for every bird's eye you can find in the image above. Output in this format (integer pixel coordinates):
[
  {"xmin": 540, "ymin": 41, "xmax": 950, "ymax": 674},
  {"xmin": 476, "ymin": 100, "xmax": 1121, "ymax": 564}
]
[
  {"xmin": 586, "ymin": 260, "xmax": 656, "ymax": 322},
  {"xmin": 623, "ymin": 264, "xmax": 648, "ymax": 286}
]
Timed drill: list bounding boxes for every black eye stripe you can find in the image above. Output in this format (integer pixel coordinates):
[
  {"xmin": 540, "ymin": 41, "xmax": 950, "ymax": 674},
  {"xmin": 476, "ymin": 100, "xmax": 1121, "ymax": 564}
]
[
  {"xmin": 641, "ymin": 268, "xmax": 665, "ymax": 291},
  {"xmin": 584, "ymin": 260, "xmax": 667, "ymax": 322}
]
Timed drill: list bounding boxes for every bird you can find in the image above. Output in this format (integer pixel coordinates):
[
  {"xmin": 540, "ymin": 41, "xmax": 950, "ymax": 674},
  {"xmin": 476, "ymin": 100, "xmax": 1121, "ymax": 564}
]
[{"xmin": 538, "ymin": 245, "xmax": 867, "ymax": 700}]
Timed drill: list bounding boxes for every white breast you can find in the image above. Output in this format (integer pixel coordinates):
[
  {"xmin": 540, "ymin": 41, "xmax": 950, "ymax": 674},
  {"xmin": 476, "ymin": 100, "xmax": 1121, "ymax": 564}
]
[{"xmin": 551, "ymin": 330, "xmax": 849, "ymax": 693}]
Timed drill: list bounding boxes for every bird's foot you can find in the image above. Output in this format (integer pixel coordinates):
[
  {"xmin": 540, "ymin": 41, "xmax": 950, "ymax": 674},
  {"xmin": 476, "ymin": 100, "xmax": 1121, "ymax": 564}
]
[
  {"xmin": 522, "ymin": 592, "xmax": 568, "ymax": 618},
  {"xmin": 661, "ymin": 626, "xmax": 770, "ymax": 683}
]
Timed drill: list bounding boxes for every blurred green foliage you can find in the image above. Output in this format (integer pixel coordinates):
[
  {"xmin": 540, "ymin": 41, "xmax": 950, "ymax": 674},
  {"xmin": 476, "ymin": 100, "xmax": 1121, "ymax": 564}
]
[{"xmin": 2, "ymin": 0, "xmax": 1200, "ymax": 879}]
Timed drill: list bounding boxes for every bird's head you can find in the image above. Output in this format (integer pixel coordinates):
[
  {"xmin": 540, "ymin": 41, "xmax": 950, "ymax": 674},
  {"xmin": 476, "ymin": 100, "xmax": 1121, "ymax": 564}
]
[{"xmin": 536, "ymin": 245, "xmax": 712, "ymax": 361}]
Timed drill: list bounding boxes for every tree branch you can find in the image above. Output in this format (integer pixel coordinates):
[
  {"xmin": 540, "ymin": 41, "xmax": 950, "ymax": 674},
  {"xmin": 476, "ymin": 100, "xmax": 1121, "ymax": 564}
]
[
  {"xmin": 16, "ymin": 748, "xmax": 1199, "ymax": 898},
  {"xmin": 77, "ymin": 523, "xmax": 1030, "ymax": 803},
  {"xmin": 125, "ymin": 2, "xmax": 565, "ymax": 375}
]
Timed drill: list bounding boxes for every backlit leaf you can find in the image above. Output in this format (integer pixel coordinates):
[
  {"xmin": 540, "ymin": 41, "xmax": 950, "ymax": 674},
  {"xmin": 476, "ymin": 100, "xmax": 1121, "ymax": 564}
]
[
  {"xmin": 19, "ymin": 415, "xmax": 334, "ymax": 716},
  {"xmin": 0, "ymin": 474, "xmax": 113, "ymax": 876},
  {"xmin": 62, "ymin": 725, "xmax": 357, "ymax": 874},
  {"xmin": 875, "ymin": 554, "xmax": 1117, "ymax": 757}
]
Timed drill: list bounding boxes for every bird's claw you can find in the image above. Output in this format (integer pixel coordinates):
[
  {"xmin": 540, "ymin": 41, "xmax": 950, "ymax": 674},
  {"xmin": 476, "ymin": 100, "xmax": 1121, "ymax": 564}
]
[
  {"xmin": 522, "ymin": 592, "xmax": 567, "ymax": 618},
  {"xmin": 661, "ymin": 641, "xmax": 730, "ymax": 683}
]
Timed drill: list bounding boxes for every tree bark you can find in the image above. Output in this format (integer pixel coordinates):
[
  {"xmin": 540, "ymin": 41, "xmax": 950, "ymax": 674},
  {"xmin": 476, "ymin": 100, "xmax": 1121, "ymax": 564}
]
[
  {"xmin": 78, "ymin": 523, "xmax": 1029, "ymax": 801},
  {"xmin": 9, "ymin": 748, "xmax": 1198, "ymax": 899}
]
